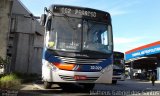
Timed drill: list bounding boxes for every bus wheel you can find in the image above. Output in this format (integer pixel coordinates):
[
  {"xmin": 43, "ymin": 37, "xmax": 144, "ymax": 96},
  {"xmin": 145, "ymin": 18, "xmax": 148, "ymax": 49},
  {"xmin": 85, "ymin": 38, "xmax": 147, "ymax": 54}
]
[
  {"xmin": 82, "ymin": 83, "xmax": 95, "ymax": 91},
  {"xmin": 44, "ymin": 81, "xmax": 52, "ymax": 89},
  {"xmin": 59, "ymin": 83, "xmax": 74, "ymax": 91},
  {"xmin": 112, "ymin": 80, "xmax": 117, "ymax": 84}
]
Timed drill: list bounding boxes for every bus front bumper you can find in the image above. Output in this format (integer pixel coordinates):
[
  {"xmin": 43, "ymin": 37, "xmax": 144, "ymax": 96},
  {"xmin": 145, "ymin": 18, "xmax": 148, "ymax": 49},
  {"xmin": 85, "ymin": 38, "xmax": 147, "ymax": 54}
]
[{"xmin": 42, "ymin": 65, "xmax": 113, "ymax": 84}]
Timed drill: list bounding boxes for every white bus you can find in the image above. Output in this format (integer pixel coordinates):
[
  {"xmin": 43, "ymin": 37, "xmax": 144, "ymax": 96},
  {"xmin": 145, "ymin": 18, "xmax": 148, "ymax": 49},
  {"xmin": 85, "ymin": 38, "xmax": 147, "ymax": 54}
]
[{"xmin": 40, "ymin": 5, "xmax": 114, "ymax": 90}]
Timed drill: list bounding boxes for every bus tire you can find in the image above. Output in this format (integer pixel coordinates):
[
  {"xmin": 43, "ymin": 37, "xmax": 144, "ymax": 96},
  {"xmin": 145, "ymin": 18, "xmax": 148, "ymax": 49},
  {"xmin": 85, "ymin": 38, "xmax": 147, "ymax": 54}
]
[
  {"xmin": 44, "ymin": 81, "xmax": 52, "ymax": 89},
  {"xmin": 112, "ymin": 80, "xmax": 117, "ymax": 84},
  {"xmin": 59, "ymin": 83, "xmax": 74, "ymax": 91},
  {"xmin": 83, "ymin": 83, "xmax": 95, "ymax": 91}
]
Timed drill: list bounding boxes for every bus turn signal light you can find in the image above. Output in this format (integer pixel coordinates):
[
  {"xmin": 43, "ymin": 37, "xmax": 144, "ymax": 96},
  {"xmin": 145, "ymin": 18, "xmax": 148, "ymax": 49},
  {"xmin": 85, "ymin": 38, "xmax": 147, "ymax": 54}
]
[{"xmin": 53, "ymin": 63, "xmax": 75, "ymax": 71}]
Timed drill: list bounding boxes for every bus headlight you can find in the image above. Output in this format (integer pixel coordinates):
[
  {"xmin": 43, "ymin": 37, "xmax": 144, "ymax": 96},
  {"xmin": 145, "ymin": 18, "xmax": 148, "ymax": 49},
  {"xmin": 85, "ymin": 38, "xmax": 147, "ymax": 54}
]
[{"xmin": 52, "ymin": 63, "xmax": 75, "ymax": 71}]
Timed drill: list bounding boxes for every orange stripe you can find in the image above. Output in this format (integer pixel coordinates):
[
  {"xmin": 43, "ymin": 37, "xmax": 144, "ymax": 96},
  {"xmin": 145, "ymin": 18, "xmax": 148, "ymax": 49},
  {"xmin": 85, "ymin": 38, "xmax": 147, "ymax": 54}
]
[{"xmin": 125, "ymin": 41, "xmax": 160, "ymax": 54}]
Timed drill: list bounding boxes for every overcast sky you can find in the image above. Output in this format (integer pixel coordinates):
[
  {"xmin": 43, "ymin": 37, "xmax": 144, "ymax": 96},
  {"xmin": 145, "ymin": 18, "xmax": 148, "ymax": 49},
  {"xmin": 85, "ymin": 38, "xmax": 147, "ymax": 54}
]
[{"xmin": 20, "ymin": 0, "xmax": 160, "ymax": 53}]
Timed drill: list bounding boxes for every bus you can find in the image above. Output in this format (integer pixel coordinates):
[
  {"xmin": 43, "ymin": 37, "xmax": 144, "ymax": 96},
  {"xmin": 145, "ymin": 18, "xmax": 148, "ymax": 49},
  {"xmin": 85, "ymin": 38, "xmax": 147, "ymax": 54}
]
[
  {"xmin": 40, "ymin": 5, "xmax": 114, "ymax": 90},
  {"xmin": 112, "ymin": 51, "xmax": 125, "ymax": 84}
]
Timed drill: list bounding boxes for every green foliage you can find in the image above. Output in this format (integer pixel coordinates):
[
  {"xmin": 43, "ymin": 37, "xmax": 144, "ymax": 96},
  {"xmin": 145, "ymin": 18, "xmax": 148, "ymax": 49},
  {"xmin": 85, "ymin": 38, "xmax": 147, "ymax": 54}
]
[
  {"xmin": 0, "ymin": 73, "xmax": 21, "ymax": 89},
  {"xmin": 0, "ymin": 72, "xmax": 40, "ymax": 89},
  {"xmin": 17, "ymin": 72, "xmax": 39, "ymax": 83}
]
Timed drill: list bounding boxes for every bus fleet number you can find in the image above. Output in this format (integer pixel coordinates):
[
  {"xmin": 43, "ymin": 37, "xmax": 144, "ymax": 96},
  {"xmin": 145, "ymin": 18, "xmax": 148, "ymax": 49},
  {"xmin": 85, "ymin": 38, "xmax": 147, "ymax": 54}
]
[{"xmin": 90, "ymin": 66, "xmax": 102, "ymax": 70}]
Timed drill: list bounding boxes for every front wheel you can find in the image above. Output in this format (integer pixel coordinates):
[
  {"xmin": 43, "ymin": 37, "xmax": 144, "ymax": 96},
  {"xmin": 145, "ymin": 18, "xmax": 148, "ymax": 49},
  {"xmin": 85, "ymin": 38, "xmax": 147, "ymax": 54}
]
[{"xmin": 44, "ymin": 81, "xmax": 52, "ymax": 89}]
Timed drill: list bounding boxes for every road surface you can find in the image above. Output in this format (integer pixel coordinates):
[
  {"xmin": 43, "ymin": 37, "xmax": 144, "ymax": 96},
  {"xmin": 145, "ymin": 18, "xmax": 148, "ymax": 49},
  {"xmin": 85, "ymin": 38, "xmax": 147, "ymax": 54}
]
[{"xmin": 1, "ymin": 80, "xmax": 160, "ymax": 96}]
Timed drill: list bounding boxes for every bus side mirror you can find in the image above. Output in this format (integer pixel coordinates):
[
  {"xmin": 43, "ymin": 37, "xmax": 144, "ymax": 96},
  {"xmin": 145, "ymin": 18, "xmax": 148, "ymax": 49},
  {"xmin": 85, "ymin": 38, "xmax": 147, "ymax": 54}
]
[
  {"xmin": 40, "ymin": 14, "xmax": 47, "ymax": 26},
  {"xmin": 46, "ymin": 18, "xmax": 52, "ymax": 31}
]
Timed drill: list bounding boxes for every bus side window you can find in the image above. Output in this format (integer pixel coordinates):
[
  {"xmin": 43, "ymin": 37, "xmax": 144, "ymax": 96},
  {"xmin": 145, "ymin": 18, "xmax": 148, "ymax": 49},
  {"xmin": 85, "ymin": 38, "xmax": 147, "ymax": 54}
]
[
  {"xmin": 101, "ymin": 31, "xmax": 108, "ymax": 45},
  {"xmin": 46, "ymin": 18, "xmax": 52, "ymax": 31}
]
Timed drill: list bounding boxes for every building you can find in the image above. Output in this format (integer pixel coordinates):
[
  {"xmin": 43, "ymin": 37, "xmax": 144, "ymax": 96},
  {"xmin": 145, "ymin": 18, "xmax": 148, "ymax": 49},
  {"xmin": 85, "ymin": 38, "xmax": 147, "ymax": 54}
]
[
  {"xmin": 0, "ymin": 0, "xmax": 44, "ymax": 74},
  {"xmin": 0, "ymin": 0, "xmax": 12, "ymax": 59},
  {"xmin": 125, "ymin": 41, "xmax": 160, "ymax": 80}
]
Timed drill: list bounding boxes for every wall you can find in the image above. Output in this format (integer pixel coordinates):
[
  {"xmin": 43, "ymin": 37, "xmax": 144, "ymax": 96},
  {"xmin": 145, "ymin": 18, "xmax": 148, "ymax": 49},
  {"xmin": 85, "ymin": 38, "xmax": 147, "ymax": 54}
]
[
  {"xmin": 0, "ymin": 0, "xmax": 12, "ymax": 59},
  {"xmin": 7, "ymin": 0, "xmax": 44, "ymax": 74}
]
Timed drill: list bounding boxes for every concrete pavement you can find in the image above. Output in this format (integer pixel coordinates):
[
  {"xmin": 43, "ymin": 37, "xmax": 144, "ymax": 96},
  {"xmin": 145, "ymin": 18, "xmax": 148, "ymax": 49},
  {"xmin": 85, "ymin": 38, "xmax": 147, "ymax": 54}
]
[{"xmin": 2, "ymin": 79, "xmax": 160, "ymax": 96}]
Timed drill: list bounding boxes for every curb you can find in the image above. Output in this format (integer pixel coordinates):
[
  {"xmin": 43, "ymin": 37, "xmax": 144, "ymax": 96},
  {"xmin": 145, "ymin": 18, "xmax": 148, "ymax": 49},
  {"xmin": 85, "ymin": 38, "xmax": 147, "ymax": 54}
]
[
  {"xmin": 33, "ymin": 80, "xmax": 44, "ymax": 90},
  {"xmin": 33, "ymin": 83, "xmax": 44, "ymax": 90}
]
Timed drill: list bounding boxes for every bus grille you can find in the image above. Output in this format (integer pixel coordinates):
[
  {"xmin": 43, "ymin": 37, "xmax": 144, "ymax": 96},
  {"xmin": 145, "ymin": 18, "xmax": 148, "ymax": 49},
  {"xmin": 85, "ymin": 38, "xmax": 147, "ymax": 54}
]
[
  {"xmin": 59, "ymin": 75, "xmax": 98, "ymax": 81},
  {"xmin": 55, "ymin": 56, "xmax": 105, "ymax": 64}
]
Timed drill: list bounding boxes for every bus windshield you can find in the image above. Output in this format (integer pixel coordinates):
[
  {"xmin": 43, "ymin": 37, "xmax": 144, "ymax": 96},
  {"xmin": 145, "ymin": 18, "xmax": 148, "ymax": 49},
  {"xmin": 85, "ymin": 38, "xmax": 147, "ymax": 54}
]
[
  {"xmin": 113, "ymin": 59, "xmax": 125, "ymax": 69},
  {"xmin": 48, "ymin": 16, "xmax": 82, "ymax": 51},
  {"xmin": 47, "ymin": 16, "xmax": 111, "ymax": 53}
]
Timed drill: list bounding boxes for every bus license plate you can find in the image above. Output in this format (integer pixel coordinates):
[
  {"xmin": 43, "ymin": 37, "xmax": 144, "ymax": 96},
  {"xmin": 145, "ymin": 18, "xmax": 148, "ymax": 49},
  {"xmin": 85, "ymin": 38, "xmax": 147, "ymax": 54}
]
[{"xmin": 74, "ymin": 75, "xmax": 87, "ymax": 80}]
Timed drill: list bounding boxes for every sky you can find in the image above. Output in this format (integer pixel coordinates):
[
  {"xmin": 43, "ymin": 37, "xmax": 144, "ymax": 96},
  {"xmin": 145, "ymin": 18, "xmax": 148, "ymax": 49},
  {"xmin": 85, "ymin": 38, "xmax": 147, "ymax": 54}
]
[{"xmin": 20, "ymin": 0, "xmax": 160, "ymax": 53}]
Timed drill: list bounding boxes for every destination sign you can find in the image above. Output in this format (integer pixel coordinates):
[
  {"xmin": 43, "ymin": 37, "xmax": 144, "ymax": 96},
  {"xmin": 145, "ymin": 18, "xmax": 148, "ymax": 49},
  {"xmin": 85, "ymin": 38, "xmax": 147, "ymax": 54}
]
[
  {"xmin": 52, "ymin": 5, "xmax": 110, "ymax": 20},
  {"xmin": 60, "ymin": 7, "xmax": 97, "ymax": 17}
]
